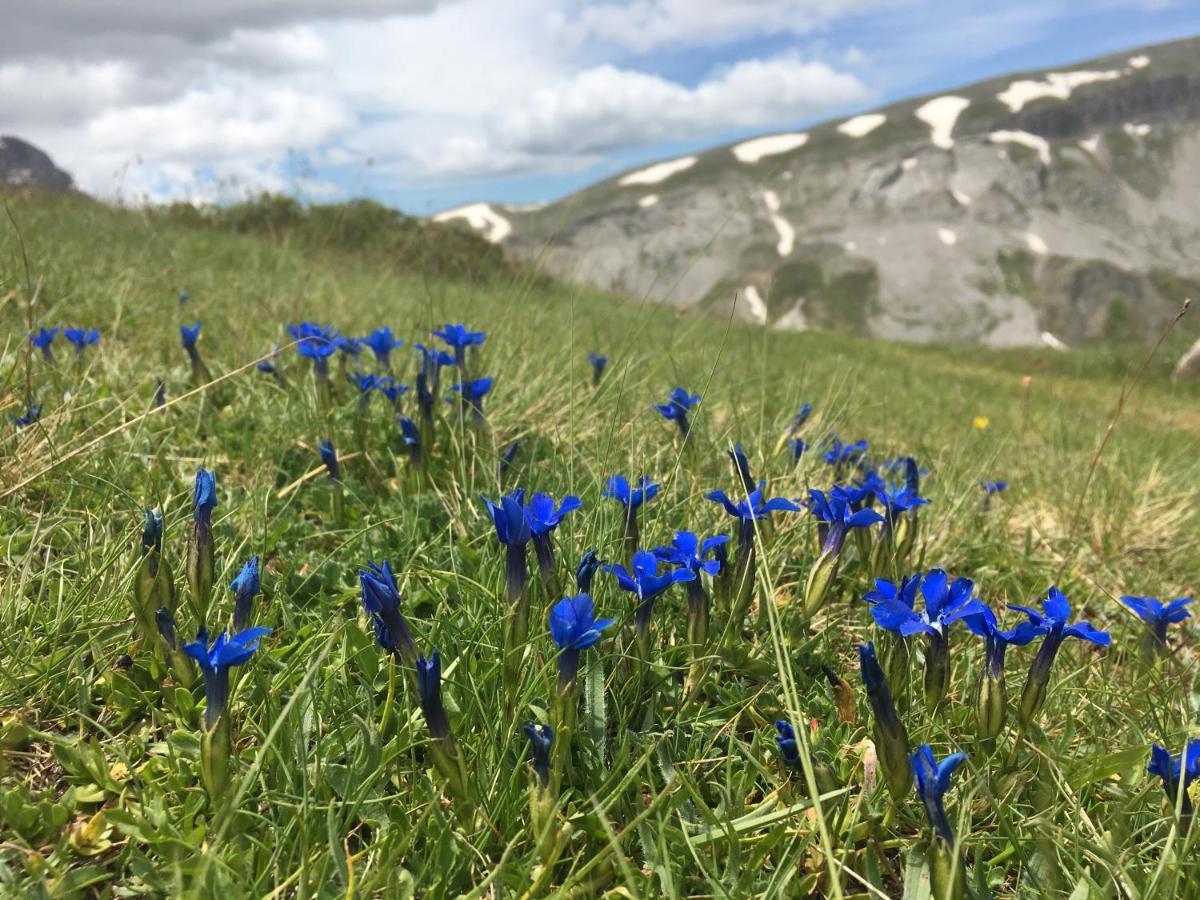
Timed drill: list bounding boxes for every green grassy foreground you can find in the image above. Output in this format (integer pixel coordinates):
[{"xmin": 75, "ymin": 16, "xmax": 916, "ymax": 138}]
[{"xmin": 1, "ymin": 192, "xmax": 1199, "ymax": 897}]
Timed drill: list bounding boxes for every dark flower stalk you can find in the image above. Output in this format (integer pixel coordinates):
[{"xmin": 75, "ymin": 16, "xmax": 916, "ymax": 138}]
[
  {"xmin": 399, "ymin": 417, "xmax": 423, "ymax": 469},
  {"xmin": 320, "ymin": 439, "xmax": 344, "ymax": 524},
  {"xmin": 486, "ymin": 490, "xmax": 533, "ymax": 709},
  {"xmin": 186, "ymin": 470, "xmax": 217, "ymax": 626}
]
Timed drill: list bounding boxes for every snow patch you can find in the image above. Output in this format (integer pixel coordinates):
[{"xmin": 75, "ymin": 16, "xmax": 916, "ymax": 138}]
[
  {"xmin": 618, "ymin": 155, "xmax": 696, "ymax": 186},
  {"xmin": 951, "ymin": 188, "xmax": 971, "ymax": 206},
  {"xmin": 432, "ymin": 203, "xmax": 512, "ymax": 243},
  {"xmin": 774, "ymin": 300, "xmax": 807, "ymax": 331},
  {"xmin": 742, "ymin": 286, "xmax": 768, "ymax": 324},
  {"xmin": 937, "ymin": 227, "xmax": 957, "ymax": 246},
  {"xmin": 761, "ymin": 190, "xmax": 795, "ymax": 256},
  {"xmin": 1079, "ymin": 135, "xmax": 1101, "ymax": 154},
  {"xmin": 989, "ymin": 130, "xmax": 1051, "ymax": 166},
  {"xmin": 638, "ymin": 194, "xmax": 659, "ymax": 208},
  {"xmin": 1023, "ymin": 232, "xmax": 1049, "ymax": 255},
  {"xmin": 1041, "ymin": 331, "xmax": 1068, "ymax": 351},
  {"xmin": 915, "ymin": 96, "xmax": 969, "ymax": 149},
  {"xmin": 837, "ymin": 113, "xmax": 886, "ymax": 138},
  {"xmin": 731, "ymin": 132, "xmax": 808, "ymax": 163},
  {"xmin": 1123, "ymin": 122, "xmax": 1151, "ymax": 138},
  {"xmin": 997, "ymin": 70, "xmax": 1123, "ymax": 113},
  {"xmin": 901, "ymin": 157, "xmax": 918, "ymax": 171},
  {"xmin": 1129, "ymin": 54, "xmax": 1150, "ymax": 69}
]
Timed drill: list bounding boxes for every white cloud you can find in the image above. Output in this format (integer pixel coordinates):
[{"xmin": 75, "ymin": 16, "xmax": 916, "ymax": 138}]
[{"xmin": 492, "ymin": 56, "xmax": 868, "ymax": 157}]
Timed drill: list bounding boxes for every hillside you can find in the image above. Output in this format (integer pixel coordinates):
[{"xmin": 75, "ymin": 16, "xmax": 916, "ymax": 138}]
[
  {"xmin": 0, "ymin": 135, "xmax": 74, "ymax": 193},
  {"xmin": 2, "ymin": 190, "xmax": 1200, "ymax": 895},
  {"xmin": 437, "ymin": 36, "xmax": 1200, "ymax": 348}
]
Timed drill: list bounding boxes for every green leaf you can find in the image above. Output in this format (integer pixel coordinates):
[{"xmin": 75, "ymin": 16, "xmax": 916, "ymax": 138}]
[
  {"xmin": 902, "ymin": 846, "xmax": 932, "ymax": 900},
  {"xmin": 585, "ymin": 653, "xmax": 606, "ymax": 763}
]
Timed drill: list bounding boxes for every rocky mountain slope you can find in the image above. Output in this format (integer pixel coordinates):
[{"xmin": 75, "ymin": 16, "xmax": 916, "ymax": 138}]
[
  {"xmin": 436, "ymin": 37, "xmax": 1200, "ymax": 347},
  {"xmin": 0, "ymin": 136, "xmax": 74, "ymax": 193}
]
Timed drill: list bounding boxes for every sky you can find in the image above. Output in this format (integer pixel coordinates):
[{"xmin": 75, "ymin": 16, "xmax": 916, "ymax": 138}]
[{"xmin": 2, "ymin": 0, "xmax": 1196, "ymax": 214}]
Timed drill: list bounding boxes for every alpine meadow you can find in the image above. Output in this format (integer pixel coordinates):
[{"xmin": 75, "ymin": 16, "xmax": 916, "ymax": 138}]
[{"xmin": 2, "ymin": 186, "xmax": 1200, "ymax": 900}]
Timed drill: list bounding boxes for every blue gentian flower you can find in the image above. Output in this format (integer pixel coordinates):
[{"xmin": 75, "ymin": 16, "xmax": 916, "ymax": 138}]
[
  {"xmin": 655, "ymin": 386, "xmax": 701, "ymax": 439},
  {"xmin": 1121, "ymin": 595, "xmax": 1193, "ymax": 645},
  {"xmin": 399, "ymin": 417, "xmax": 422, "ymax": 466},
  {"xmin": 549, "ymin": 592, "xmax": 615, "ymax": 689},
  {"xmin": 362, "ymin": 327, "xmax": 401, "ymax": 368},
  {"xmin": 981, "ymin": 480, "xmax": 1007, "ymax": 494},
  {"xmin": 319, "ymin": 439, "xmax": 340, "ymax": 481},
  {"xmin": 588, "ymin": 352, "xmax": 608, "ymax": 386},
  {"xmin": 706, "ymin": 481, "xmax": 802, "ymax": 522},
  {"xmin": 1011, "ymin": 587, "xmax": 1110, "ymax": 728},
  {"xmin": 788, "ymin": 403, "xmax": 813, "ymax": 435},
  {"xmin": 359, "ymin": 560, "xmax": 418, "ymax": 663},
  {"xmin": 867, "ymin": 570, "xmax": 981, "ymax": 708},
  {"xmin": 336, "ymin": 337, "xmax": 362, "ymax": 360},
  {"xmin": 910, "ymin": 744, "xmax": 966, "ymax": 843},
  {"xmin": 183, "ymin": 626, "xmax": 271, "ymax": 729},
  {"xmin": 433, "ymin": 323, "xmax": 486, "ymax": 366},
  {"xmin": 180, "ymin": 322, "xmax": 202, "ymax": 351},
  {"xmin": 179, "ymin": 290, "xmax": 190, "ymax": 303},
  {"xmin": 653, "ymin": 530, "xmax": 728, "ymax": 578},
  {"xmin": 352, "ymin": 371, "xmax": 380, "ymax": 394},
  {"xmin": 523, "ymin": 723, "xmax": 555, "ymax": 787},
  {"xmin": 416, "ymin": 650, "xmax": 451, "ymax": 739},
  {"xmin": 790, "ymin": 438, "xmax": 808, "ymax": 461},
  {"xmin": 963, "ymin": 603, "xmax": 1043, "ymax": 739},
  {"xmin": 775, "ymin": 720, "xmax": 801, "ymax": 769},
  {"xmin": 29, "ymin": 327, "xmax": 58, "ymax": 360},
  {"xmin": 575, "ymin": 549, "xmax": 601, "ymax": 593},
  {"xmin": 450, "ymin": 377, "xmax": 493, "ymax": 424},
  {"xmin": 256, "ymin": 345, "xmax": 281, "ymax": 375},
  {"xmin": 378, "ymin": 379, "xmax": 407, "ymax": 403},
  {"xmin": 603, "ymin": 549, "xmax": 694, "ymax": 636},
  {"xmin": 231, "ymin": 556, "xmax": 261, "ymax": 633},
  {"xmin": 414, "ymin": 342, "xmax": 456, "ymax": 386},
  {"xmin": 484, "ymin": 489, "xmax": 532, "ymax": 601},
  {"xmin": 823, "ymin": 438, "xmax": 868, "ymax": 468},
  {"xmin": 63, "ymin": 327, "xmax": 101, "ymax": 355},
  {"xmin": 526, "ymin": 492, "xmax": 582, "ymax": 579},
  {"xmin": 9, "ymin": 405, "xmax": 41, "ymax": 429},
  {"xmin": 288, "ymin": 322, "xmax": 339, "ymax": 374},
  {"xmin": 604, "ymin": 475, "xmax": 659, "ymax": 510},
  {"xmin": 858, "ymin": 642, "xmax": 912, "ymax": 801},
  {"xmin": 807, "ymin": 487, "xmax": 884, "ymax": 556},
  {"xmin": 1148, "ymin": 740, "xmax": 1200, "ymax": 816},
  {"xmin": 728, "ymin": 443, "xmax": 755, "ymax": 494},
  {"xmin": 865, "ymin": 570, "xmax": 979, "ymax": 639},
  {"xmin": 872, "ymin": 481, "xmax": 929, "ymax": 529}
]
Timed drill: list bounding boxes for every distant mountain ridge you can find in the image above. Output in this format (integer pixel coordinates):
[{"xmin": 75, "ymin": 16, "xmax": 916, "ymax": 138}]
[
  {"xmin": 436, "ymin": 36, "xmax": 1200, "ymax": 347},
  {"xmin": 0, "ymin": 136, "xmax": 74, "ymax": 193}
]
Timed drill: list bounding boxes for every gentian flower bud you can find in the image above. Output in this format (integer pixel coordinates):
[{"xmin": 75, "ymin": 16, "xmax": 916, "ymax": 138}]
[
  {"xmin": 858, "ymin": 642, "xmax": 912, "ymax": 803},
  {"xmin": 359, "ymin": 560, "xmax": 418, "ymax": 666},
  {"xmin": 523, "ymin": 723, "xmax": 555, "ymax": 788},
  {"xmin": 728, "ymin": 443, "xmax": 755, "ymax": 494},
  {"xmin": 775, "ymin": 720, "xmax": 802, "ymax": 769},
  {"xmin": 788, "ymin": 403, "xmax": 813, "ymax": 435},
  {"xmin": 186, "ymin": 470, "xmax": 217, "ymax": 625},
  {"xmin": 399, "ymin": 417, "xmax": 422, "ymax": 468},
  {"xmin": 588, "ymin": 352, "xmax": 607, "ymax": 387},
  {"xmin": 575, "ymin": 550, "xmax": 601, "ymax": 593},
  {"xmin": 415, "ymin": 649, "xmax": 472, "ymax": 803},
  {"xmin": 230, "ymin": 556, "xmax": 261, "ymax": 633},
  {"xmin": 499, "ymin": 441, "xmax": 520, "ymax": 483},
  {"xmin": 134, "ymin": 509, "xmax": 176, "ymax": 641}
]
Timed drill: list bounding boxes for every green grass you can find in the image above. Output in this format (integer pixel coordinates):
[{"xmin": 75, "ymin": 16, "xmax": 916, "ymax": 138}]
[{"xmin": 2, "ymin": 191, "xmax": 1199, "ymax": 897}]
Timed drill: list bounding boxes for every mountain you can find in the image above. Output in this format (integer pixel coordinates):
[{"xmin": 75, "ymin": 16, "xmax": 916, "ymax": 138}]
[
  {"xmin": 435, "ymin": 37, "xmax": 1200, "ymax": 348},
  {"xmin": 0, "ymin": 136, "xmax": 74, "ymax": 193}
]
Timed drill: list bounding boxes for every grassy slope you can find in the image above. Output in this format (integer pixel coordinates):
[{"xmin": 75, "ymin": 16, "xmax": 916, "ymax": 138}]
[{"xmin": 1, "ymin": 192, "xmax": 1199, "ymax": 896}]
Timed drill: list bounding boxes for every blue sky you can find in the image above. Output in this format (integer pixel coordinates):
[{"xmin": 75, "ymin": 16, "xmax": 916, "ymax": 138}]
[{"xmin": 4, "ymin": 0, "xmax": 1196, "ymax": 212}]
